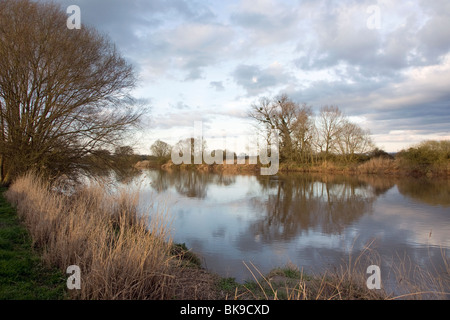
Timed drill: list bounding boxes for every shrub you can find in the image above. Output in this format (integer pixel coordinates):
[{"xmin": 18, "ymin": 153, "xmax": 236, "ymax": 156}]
[{"xmin": 397, "ymin": 140, "xmax": 450, "ymax": 167}]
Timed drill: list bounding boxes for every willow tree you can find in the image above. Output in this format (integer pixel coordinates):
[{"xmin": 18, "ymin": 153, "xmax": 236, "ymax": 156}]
[{"xmin": 0, "ymin": 0, "xmax": 141, "ymax": 184}]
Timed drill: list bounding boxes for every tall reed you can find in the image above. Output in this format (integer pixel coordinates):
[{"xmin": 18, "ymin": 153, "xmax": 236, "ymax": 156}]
[{"xmin": 5, "ymin": 172, "xmax": 174, "ymax": 300}]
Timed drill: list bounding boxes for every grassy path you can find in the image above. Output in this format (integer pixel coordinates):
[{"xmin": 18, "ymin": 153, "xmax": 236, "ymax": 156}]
[{"xmin": 0, "ymin": 187, "xmax": 66, "ymax": 300}]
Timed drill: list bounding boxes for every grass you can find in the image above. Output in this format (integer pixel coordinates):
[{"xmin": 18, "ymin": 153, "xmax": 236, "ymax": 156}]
[
  {"xmin": 230, "ymin": 259, "xmax": 388, "ymax": 300},
  {"xmin": 213, "ymin": 243, "xmax": 449, "ymax": 300},
  {"xmin": 170, "ymin": 242, "xmax": 203, "ymax": 267},
  {"xmin": 356, "ymin": 157, "xmax": 399, "ymax": 175},
  {"xmin": 0, "ymin": 186, "xmax": 67, "ymax": 300}
]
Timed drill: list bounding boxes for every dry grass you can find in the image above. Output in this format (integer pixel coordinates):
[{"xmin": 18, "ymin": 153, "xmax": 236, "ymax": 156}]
[
  {"xmin": 234, "ymin": 240, "xmax": 387, "ymax": 300},
  {"xmin": 386, "ymin": 249, "xmax": 450, "ymax": 300},
  {"xmin": 5, "ymin": 172, "xmax": 176, "ymax": 300},
  {"xmin": 232, "ymin": 240, "xmax": 449, "ymax": 300},
  {"xmin": 357, "ymin": 157, "xmax": 399, "ymax": 174}
]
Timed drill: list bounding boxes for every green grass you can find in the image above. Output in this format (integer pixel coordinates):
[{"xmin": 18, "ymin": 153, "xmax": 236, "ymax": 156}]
[
  {"xmin": 0, "ymin": 187, "xmax": 67, "ymax": 300},
  {"xmin": 216, "ymin": 277, "xmax": 240, "ymax": 292},
  {"xmin": 170, "ymin": 242, "xmax": 203, "ymax": 267}
]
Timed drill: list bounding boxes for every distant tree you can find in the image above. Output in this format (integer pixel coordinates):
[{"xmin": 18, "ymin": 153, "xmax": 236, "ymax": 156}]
[
  {"xmin": 113, "ymin": 145, "xmax": 139, "ymax": 170},
  {"xmin": 150, "ymin": 140, "xmax": 171, "ymax": 162},
  {"xmin": 369, "ymin": 148, "xmax": 393, "ymax": 159},
  {"xmin": 0, "ymin": 0, "xmax": 142, "ymax": 184},
  {"xmin": 336, "ymin": 120, "xmax": 374, "ymax": 162},
  {"xmin": 292, "ymin": 105, "xmax": 315, "ymax": 163},
  {"xmin": 317, "ymin": 105, "xmax": 345, "ymax": 158},
  {"xmin": 397, "ymin": 140, "xmax": 450, "ymax": 166}
]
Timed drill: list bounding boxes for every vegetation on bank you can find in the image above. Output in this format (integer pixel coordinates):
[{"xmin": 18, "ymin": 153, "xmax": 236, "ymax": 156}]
[
  {"xmin": 136, "ymin": 140, "xmax": 449, "ymax": 178},
  {"xmin": 0, "ymin": 187, "xmax": 66, "ymax": 299}
]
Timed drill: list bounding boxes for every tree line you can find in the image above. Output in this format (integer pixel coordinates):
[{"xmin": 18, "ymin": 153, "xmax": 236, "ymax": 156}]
[
  {"xmin": 149, "ymin": 94, "xmax": 376, "ymax": 166},
  {"xmin": 248, "ymin": 94, "xmax": 374, "ymax": 165}
]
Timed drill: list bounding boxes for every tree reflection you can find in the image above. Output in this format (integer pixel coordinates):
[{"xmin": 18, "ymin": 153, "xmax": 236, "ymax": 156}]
[
  {"xmin": 396, "ymin": 177, "xmax": 450, "ymax": 207},
  {"xmin": 145, "ymin": 169, "xmax": 236, "ymax": 199},
  {"xmin": 140, "ymin": 169, "xmax": 402, "ymax": 242},
  {"xmin": 249, "ymin": 174, "xmax": 392, "ymax": 242}
]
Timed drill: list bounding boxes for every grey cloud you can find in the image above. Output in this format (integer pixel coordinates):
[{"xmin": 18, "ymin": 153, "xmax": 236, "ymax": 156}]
[
  {"xmin": 210, "ymin": 81, "xmax": 225, "ymax": 91},
  {"xmin": 230, "ymin": 0, "xmax": 301, "ymax": 46},
  {"xmin": 294, "ymin": 1, "xmax": 450, "ymax": 75},
  {"xmin": 286, "ymin": 63, "xmax": 450, "ymax": 136},
  {"xmin": 417, "ymin": 16, "xmax": 450, "ymax": 63},
  {"xmin": 139, "ymin": 21, "xmax": 235, "ymax": 81},
  {"xmin": 171, "ymin": 101, "xmax": 190, "ymax": 110},
  {"xmin": 39, "ymin": 0, "xmax": 450, "ymax": 147},
  {"xmin": 232, "ymin": 64, "xmax": 293, "ymax": 96},
  {"xmin": 51, "ymin": 0, "xmax": 224, "ymax": 80}
]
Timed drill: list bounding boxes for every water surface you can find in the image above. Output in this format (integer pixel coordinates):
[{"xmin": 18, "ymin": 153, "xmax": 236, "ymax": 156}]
[{"xmin": 124, "ymin": 169, "xmax": 449, "ymax": 295}]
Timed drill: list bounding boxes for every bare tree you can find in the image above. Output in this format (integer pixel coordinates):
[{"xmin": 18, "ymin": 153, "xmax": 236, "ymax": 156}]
[
  {"xmin": 249, "ymin": 94, "xmax": 312, "ymax": 162},
  {"xmin": 317, "ymin": 105, "xmax": 345, "ymax": 158},
  {"xmin": 0, "ymin": 0, "xmax": 142, "ymax": 184},
  {"xmin": 337, "ymin": 120, "xmax": 374, "ymax": 162},
  {"xmin": 292, "ymin": 105, "xmax": 315, "ymax": 163},
  {"xmin": 150, "ymin": 140, "xmax": 172, "ymax": 161}
]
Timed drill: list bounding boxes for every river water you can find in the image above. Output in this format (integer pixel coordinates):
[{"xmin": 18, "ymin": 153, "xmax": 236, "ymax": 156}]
[{"xmin": 121, "ymin": 169, "xmax": 449, "ymax": 296}]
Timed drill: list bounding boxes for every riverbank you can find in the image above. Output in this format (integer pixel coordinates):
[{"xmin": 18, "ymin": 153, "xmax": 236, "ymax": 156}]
[
  {"xmin": 137, "ymin": 140, "xmax": 450, "ymax": 178},
  {"xmin": 0, "ymin": 186, "xmax": 66, "ymax": 299},
  {"xmin": 2, "ymin": 173, "xmax": 448, "ymax": 300},
  {"xmin": 136, "ymin": 157, "xmax": 449, "ymax": 179}
]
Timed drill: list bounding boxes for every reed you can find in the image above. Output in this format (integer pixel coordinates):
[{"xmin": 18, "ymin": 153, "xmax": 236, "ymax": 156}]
[
  {"xmin": 357, "ymin": 157, "xmax": 398, "ymax": 174},
  {"xmin": 5, "ymin": 172, "xmax": 175, "ymax": 300},
  {"xmin": 235, "ymin": 240, "xmax": 449, "ymax": 300}
]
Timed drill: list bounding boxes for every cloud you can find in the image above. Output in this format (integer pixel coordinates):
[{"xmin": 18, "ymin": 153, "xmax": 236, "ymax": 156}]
[
  {"xmin": 210, "ymin": 81, "xmax": 225, "ymax": 91},
  {"xmin": 293, "ymin": 1, "xmax": 450, "ymax": 75},
  {"xmin": 230, "ymin": 0, "xmax": 301, "ymax": 46},
  {"xmin": 159, "ymin": 22, "xmax": 235, "ymax": 80},
  {"xmin": 288, "ymin": 53, "xmax": 450, "ymax": 144},
  {"xmin": 54, "ymin": 0, "xmax": 229, "ymax": 80},
  {"xmin": 232, "ymin": 62, "xmax": 293, "ymax": 96},
  {"xmin": 171, "ymin": 101, "xmax": 191, "ymax": 110},
  {"xmin": 152, "ymin": 110, "xmax": 211, "ymax": 130}
]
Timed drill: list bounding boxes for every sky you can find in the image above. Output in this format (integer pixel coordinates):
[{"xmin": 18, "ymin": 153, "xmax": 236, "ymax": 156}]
[{"xmin": 51, "ymin": 0, "xmax": 450, "ymax": 154}]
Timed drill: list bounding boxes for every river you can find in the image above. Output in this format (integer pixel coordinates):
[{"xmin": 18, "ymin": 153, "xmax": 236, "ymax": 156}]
[{"xmin": 119, "ymin": 169, "xmax": 449, "ymax": 296}]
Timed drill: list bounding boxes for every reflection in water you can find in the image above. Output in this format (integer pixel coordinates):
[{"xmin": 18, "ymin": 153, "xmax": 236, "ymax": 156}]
[
  {"xmin": 252, "ymin": 174, "xmax": 380, "ymax": 240},
  {"xmin": 148, "ymin": 170, "xmax": 236, "ymax": 198},
  {"xmin": 397, "ymin": 178, "xmax": 450, "ymax": 207},
  {"xmin": 125, "ymin": 169, "xmax": 449, "ymax": 294}
]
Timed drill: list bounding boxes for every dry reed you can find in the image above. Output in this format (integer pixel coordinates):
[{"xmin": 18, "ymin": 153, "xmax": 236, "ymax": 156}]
[
  {"xmin": 5, "ymin": 172, "xmax": 175, "ymax": 300},
  {"xmin": 237, "ymin": 239, "xmax": 449, "ymax": 300}
]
